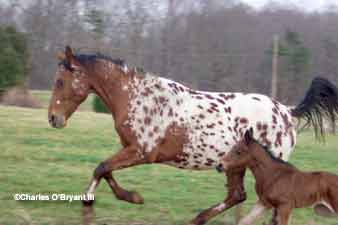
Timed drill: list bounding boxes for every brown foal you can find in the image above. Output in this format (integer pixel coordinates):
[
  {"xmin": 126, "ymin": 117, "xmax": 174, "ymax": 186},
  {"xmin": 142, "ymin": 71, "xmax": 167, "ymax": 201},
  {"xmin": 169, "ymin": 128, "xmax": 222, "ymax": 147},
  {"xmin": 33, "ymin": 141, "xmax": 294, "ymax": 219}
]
[{"xmin": 217, "ymin": 129, "xmax": 338, "ymax": 225}]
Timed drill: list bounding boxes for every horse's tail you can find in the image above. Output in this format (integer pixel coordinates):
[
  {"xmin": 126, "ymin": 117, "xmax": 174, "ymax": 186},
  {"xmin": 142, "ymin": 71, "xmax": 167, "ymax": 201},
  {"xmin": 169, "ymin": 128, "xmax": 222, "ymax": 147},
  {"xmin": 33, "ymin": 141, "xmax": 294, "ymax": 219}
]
[{"xmin": 291, "ymin": 77, "xmax": 338, "ymax": 139}]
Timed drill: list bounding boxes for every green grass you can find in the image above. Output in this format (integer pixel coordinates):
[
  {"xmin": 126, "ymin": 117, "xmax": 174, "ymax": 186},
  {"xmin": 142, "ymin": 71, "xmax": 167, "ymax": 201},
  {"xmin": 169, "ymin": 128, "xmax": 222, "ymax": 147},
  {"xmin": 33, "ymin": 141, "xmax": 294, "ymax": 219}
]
[
  {"xmin": 31, "ymin": 90, "xmax": 95, "ymax": 111},
  {"xmin": 0, "ymin": 105, "xmax": 338, "ymax": 225}
]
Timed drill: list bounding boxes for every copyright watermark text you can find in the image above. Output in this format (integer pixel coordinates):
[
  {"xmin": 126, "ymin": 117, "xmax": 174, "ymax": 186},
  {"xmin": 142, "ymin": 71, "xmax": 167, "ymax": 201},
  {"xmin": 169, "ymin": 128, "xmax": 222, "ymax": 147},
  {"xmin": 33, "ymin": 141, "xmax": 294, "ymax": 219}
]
[{"xmin": 14, "ymin": 193, "xmax": 94, "ymax": 202}]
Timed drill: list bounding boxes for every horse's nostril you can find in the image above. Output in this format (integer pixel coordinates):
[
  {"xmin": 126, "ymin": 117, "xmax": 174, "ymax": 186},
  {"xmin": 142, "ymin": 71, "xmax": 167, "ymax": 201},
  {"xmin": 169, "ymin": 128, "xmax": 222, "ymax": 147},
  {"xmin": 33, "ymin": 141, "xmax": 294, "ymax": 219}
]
[
  {"xmin": 49, "ymin": 114, "xmax": 66, "ymax": 128},
  {"xmin": 49, "ymin": 114, "xmax": 55, "ymax": 123},
  {"xmin": 49, "ymin": 114, "xmax": 57, "ymax": 127}
]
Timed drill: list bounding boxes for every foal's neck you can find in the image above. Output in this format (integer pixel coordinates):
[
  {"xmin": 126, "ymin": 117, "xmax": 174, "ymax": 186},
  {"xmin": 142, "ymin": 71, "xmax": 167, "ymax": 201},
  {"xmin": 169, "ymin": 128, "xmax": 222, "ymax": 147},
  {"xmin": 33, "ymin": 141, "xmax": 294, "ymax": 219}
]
[{"xmin": 248, "ymin": 145, "xmax": 290, "ymax": 187}]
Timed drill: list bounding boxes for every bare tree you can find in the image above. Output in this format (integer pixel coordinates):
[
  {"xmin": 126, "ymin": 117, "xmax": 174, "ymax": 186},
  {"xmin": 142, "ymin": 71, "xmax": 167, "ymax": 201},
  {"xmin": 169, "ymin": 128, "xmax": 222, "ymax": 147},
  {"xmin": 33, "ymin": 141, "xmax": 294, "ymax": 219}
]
[{"xmin": 2, "ymin": 0, "xmax": 338, "ymax": 104}]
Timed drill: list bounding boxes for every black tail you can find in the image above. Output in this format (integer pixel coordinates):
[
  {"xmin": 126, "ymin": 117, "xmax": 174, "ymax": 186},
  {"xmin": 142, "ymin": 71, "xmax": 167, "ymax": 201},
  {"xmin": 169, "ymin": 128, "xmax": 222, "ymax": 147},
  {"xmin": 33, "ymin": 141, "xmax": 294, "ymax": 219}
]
[{"xmin": 291, "ymin": 77, "xmax": 338, "ymax": 139}]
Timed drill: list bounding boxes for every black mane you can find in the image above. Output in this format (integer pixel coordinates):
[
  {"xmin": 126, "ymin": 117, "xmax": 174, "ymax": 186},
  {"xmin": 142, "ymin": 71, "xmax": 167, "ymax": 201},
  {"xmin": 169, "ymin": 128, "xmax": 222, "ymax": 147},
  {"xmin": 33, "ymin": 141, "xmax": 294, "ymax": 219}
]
[{"xmin": 58, "ymin": 52, "xmax": 126, "ymax": 71}]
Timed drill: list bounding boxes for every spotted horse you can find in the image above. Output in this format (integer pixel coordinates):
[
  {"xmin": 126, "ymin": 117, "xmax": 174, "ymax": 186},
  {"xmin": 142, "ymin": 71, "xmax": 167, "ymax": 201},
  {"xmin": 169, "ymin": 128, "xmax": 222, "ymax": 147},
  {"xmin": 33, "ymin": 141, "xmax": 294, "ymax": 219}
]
[{"xmin": 48, "ymin": 46, "xmax": 338, "ymax": 225}]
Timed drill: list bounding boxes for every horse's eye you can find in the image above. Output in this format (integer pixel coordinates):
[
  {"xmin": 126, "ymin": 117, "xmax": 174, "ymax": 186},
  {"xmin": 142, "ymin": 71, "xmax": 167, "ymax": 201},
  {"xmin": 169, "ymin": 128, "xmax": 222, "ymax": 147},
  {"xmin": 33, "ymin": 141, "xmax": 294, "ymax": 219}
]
[{"xmin": 56, "ymin": 79, "xmax": 64, "ymax": 89}]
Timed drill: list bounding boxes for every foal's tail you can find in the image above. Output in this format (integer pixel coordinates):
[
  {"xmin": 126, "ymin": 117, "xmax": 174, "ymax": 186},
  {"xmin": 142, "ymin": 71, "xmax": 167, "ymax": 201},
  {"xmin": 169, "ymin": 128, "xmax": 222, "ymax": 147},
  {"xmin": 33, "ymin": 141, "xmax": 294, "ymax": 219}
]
[{"xmin": 291, "ymin": 77, "xmax": 338, "ymax": 139}]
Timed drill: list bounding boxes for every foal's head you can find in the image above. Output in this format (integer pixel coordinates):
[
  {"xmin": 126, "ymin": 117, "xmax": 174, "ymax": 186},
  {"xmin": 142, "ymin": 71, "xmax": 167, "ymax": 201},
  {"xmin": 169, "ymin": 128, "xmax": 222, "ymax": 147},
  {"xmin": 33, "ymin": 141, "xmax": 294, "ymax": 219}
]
[
  {"xmin": 48, "ymin": 46, "xmax": 127, "ymax": 128},
  {"xmin": 217, "ymin": 128, "xmax": 256, "ymax": 172}
]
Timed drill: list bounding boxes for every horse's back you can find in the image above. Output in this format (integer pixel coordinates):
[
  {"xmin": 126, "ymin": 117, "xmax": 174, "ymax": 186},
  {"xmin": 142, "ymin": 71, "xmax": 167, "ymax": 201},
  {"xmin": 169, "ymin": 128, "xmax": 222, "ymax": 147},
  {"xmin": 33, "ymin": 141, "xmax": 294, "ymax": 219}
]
[{"xmin": 229, "ymin": 93, "xmax": 296, "ymax": 161}]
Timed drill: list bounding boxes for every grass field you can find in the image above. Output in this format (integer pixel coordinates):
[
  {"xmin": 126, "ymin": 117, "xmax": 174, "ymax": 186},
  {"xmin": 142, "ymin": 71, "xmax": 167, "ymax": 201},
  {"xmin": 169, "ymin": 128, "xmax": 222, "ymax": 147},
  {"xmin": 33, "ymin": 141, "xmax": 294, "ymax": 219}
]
[{"xmin": 1, "ymin": 105, "xmax": 338, "ymax": 225}]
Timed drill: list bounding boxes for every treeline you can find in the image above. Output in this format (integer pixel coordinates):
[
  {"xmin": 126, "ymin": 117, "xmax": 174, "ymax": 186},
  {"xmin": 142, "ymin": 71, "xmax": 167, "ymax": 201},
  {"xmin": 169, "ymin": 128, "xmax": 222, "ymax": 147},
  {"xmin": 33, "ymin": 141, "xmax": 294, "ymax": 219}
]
[
  {"xmin": 2, "ymin": 0, "xmax": 338, "ymax": 104},
  {"xmin": 0, "ymin": 26, "xmax": 28, "ymax": 95}
]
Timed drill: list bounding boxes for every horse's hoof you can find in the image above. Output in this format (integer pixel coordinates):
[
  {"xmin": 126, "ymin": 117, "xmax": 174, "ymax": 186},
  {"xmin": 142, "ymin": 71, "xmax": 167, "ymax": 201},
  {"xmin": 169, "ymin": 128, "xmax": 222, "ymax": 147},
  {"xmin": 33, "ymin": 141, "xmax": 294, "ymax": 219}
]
[
  {"xmin": 186, "ymin": 218, "xmax": 206, "ymax": 225},
  {"xmin": 117, "ymin": 190, "xmax": 144, "ymax": 204},
  {"xmin": 129, "ymin": 191, "xmax": 144, "ymax": 204}
]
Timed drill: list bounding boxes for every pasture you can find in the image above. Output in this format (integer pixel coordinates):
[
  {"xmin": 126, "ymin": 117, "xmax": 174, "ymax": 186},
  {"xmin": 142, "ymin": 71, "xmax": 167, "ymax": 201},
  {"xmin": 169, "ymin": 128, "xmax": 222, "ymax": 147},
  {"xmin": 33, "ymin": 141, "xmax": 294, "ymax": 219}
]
[{"xmin": 1, "ymin": 94, "xmax": 338, "ymax": 225}]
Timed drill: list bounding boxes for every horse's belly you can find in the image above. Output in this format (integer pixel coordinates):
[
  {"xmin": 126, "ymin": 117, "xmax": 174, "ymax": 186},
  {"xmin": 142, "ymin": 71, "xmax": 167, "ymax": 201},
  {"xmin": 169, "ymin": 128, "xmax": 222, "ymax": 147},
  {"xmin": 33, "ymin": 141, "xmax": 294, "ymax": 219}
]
[{"xmin": 164, "ymin": 137, "xmax": 232, "ymax": 170}]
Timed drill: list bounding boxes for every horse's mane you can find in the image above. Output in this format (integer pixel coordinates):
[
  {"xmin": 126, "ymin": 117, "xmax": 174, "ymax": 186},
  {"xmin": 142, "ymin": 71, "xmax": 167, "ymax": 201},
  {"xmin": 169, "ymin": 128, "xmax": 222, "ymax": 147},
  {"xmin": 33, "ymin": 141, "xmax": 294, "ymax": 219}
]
[
  {"xmin": 59, "ymin": 52, "xmax": 126, "ymax": 72},
  {"xmin": 253, "ymin": 140, "xmax": 294, "ymax": 168}
]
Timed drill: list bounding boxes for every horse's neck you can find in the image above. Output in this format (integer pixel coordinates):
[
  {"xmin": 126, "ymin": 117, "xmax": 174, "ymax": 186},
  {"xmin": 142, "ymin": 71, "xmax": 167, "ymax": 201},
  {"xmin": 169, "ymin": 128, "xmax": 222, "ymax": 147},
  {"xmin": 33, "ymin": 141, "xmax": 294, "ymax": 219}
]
[{"xmin": 91, "ymin": 69, "xmax": 133, "ymax": 122}]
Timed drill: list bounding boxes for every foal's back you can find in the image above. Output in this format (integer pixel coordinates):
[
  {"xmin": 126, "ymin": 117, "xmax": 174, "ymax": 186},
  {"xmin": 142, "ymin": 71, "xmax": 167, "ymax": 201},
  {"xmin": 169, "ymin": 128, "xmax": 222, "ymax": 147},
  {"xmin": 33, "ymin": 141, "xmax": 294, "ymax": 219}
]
[{"xmin": 267, "ymin": 168, "xmax": 338, "ymax": 213}]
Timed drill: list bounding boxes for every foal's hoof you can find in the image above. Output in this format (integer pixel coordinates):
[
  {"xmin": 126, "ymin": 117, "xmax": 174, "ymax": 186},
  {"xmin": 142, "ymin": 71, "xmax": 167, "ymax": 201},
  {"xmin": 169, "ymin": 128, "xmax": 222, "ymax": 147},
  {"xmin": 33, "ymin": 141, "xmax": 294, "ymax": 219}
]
[{"xmin": 82, "ymin": 199, "xmax": 95, "ymax": 206}]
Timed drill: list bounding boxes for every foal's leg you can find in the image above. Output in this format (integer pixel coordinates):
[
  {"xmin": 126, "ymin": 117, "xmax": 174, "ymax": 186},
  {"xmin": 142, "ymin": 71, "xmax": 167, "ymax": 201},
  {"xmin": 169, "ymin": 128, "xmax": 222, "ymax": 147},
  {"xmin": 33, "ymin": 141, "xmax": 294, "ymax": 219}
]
[
  {"xmin": 263, "ymin": 208, "xmax": 277, "ymax": 225},
  {"xmin": 187, "ymin": 168, "xmax": 247, "ymax": 225},
  {"xmin": 237, "ymin": 201, "xmax": 268, "ymax": 225},
  {"xmin": 83, "ymin": 145, "xmax": 147, "ymax": 205},
  {"xmin": 235, "ymin": 203, "xmax": 244, "ymax": 224},
  {"xmin": 275, "ymin": 204, "xmax": 292, "ymax": 225}
]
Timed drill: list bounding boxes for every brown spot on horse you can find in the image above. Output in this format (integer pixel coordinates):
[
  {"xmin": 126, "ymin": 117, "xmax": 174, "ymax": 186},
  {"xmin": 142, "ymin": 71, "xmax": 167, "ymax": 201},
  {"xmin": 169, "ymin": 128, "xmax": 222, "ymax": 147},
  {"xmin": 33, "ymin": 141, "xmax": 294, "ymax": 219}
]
[
  {"xmin": 272, "ymin": 115, "xmax": 277, "ymax": 124},
  {"xmin": 239, "ymin": 118, "xmax": 248, "ymax": 124},
  {"xmin": 272, "ymin": 107, "xmax": 279, "ymax": 115},
  {"xmin": 275, "ymin": 131, "xmax": 283, "ymax": 147},
  {"xmin": 168, "ymin": 108, "xmax": 173, "ymax": 117},
  {"xmin": 144, "ymin": 117, "xmax": 151, "ymax": 125},
  {"xmin": 143, "ymin": 106, "xmax": 149, "ymax": 114}
]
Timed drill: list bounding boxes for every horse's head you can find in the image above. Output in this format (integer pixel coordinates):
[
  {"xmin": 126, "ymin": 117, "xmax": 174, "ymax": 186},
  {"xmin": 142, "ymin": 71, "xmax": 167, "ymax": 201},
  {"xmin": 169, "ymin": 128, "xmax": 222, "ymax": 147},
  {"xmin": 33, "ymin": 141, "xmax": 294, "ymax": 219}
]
[
  {"xmin": 48, "ymin": 46, "xmax": 92, "ymax": 128},
  {"xmin": 216, "ymin": 128, "xmax": 254, "ymax": 172}
]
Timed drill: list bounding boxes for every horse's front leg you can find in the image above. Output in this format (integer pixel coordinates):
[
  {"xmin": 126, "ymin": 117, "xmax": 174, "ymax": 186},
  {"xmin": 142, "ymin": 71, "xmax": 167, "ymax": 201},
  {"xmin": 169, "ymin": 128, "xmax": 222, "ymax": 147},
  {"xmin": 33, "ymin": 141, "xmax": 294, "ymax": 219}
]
[
  {"xmin": 83, "ymin": 145, "xmax": 147, "ymax": 205},
  {"xmin": 188, "ymin": 168, "xmax": 247, "ymax": 225}
]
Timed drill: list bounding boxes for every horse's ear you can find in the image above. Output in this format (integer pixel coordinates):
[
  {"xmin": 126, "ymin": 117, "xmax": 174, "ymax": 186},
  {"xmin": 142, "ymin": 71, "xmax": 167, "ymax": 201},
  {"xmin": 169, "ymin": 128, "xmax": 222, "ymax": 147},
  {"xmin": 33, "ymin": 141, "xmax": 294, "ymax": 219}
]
[
  {"xmin": 65, "ymin": 46, "xmax": 74, "ymax": 62},
  {"xmin": 65, "ymin": 46, "xmax": 82, "ymax": 69},
  {"xmin": 56, "ymin": 52, "xmax": 66, "ymax": 61},
  {"xmin": 244, "ymin": 128, "xmax": 254, "ymax": 145}
]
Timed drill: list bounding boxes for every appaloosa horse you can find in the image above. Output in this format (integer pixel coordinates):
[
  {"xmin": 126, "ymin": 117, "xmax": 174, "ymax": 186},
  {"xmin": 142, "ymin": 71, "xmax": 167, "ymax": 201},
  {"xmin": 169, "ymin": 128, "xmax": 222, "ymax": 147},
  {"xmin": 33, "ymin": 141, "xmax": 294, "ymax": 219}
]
[
  {"xmin": 217, "ymin": 128, "xmax": 338, "ymax": 225},
  {"xmin": 48, "ymin": 46, "xmax": 338, "ymax": 225}
]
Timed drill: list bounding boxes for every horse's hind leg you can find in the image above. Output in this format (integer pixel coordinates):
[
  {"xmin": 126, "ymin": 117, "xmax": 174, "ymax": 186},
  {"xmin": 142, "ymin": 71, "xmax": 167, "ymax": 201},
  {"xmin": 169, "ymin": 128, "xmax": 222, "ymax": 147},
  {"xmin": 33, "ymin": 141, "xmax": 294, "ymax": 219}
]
[
  {"xmin": 83, "ymin": 145, "xmax": 146, "ymax": 205},
  {"xmin": 187, "ymin": 168, "xmax": 247, "ymax": 225}
]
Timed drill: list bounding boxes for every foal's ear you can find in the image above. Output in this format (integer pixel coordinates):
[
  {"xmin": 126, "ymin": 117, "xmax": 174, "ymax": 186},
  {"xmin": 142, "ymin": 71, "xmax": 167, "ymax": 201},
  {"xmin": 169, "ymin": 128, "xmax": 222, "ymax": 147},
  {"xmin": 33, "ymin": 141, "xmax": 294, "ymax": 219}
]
[
  {"xmin": 65, "ymin": 46, "xmax": 82, "ymax": 69},
  {"xmin": 244, "ymin": 128, "xmax": 254, "ymax": 145}
]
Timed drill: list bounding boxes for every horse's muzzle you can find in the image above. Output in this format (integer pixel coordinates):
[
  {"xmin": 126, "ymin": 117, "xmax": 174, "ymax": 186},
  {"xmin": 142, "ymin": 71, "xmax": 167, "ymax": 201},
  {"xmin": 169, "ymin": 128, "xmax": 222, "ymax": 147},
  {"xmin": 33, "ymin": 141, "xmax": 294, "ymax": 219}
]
[{"xmin": 48, "ymin": 114, "xmax": 66, "ymax": 128}]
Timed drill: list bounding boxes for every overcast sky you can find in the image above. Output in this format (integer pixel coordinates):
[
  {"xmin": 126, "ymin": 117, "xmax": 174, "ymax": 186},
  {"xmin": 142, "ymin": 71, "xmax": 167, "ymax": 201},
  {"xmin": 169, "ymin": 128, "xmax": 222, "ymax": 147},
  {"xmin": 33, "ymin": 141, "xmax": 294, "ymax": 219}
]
[
  {"xmin": 2, "ymin": 0, "xmax": 338, "ymax": 12},
  {"xmin": 242, "ymin": 0, "xmax": 338, "ymax": 11}
]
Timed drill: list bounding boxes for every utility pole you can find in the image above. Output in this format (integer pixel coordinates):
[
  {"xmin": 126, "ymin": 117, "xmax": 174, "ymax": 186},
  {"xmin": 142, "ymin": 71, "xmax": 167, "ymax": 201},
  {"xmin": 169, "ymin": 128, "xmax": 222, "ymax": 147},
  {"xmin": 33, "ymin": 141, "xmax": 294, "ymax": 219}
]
[{"xmin": 271, "ymin": 35, "xmax": 279, "ymax": 99}]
